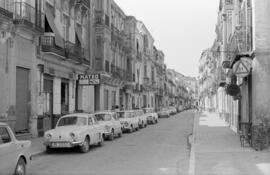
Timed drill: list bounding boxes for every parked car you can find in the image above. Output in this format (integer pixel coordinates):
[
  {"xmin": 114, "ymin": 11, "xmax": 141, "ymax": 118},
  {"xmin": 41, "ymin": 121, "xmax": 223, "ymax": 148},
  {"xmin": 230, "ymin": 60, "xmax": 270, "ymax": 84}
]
[
  {"xmin": 157, "ymin": 108, "xmax": 170, "ymax": 118},
  {"xmin": 177, "ymin": 105, "xmax": 184, "ymax": 113},
  {"xmin": 44, "ymin": 113, "xmax": 104, "ymax": 153},
  {"xmin": 94, "ymin": 111, "xmax": 122, "ymax": 140},
  {"xmin": 134, "ymin": 109, "xmax": 147, "ymax": 128},
  {"xmin": 143, "ymin": 108, "xmax": 158, "ymax": 124},
  {"xmin": 0, "ymin": 122, "xmax": 31, "ymax": 175},
  {"xmin": 116, "ymin": 111, "xmax": 139, "ymax": 133},
  {"xmin": 168, "ymin": 106, "xmax": 177, "ymax": 115}
]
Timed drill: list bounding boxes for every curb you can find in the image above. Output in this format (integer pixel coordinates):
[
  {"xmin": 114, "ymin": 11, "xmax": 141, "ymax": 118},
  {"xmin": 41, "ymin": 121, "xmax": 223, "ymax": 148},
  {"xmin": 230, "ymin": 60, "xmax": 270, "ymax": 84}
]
[{"xmin": 188, "ymin": 111, "xmax": 199, "ymax": 175}]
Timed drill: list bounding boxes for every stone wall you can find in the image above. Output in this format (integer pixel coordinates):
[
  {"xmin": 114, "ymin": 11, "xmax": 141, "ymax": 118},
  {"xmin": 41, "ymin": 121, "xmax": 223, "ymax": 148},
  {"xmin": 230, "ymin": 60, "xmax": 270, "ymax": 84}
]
[{"xmin": 251, "ymin": 0, "xmax": 270, "ymax": 150}]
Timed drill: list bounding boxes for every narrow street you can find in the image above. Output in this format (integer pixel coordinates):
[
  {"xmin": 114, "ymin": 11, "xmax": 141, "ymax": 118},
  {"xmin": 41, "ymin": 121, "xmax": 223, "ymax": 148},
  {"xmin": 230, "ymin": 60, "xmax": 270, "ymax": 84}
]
[{"xmin": 28, "ymin": 111, "xmax": 195, "ymax": 175}]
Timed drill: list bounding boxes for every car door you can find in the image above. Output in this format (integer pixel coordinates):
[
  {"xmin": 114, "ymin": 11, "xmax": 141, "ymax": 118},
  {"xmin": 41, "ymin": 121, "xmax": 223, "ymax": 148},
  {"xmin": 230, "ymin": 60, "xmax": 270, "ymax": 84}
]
[
  {"xmin": 130, "ymin": 112, "xmax": 137, "ymax": 128},
  {"xmin": 112, "ymin": 113, "xmax": 121, "ymax": 134},
  {"xmin": 92, "ymin": 116, "xmax": 102, "ymax": 143},
  {"xmin": 0, "ymin": 126, "xmax": 18, "ymax": 174},
  {"xmin": 87, "ymin": 116, "xmax": 97, "ymax": 145}
]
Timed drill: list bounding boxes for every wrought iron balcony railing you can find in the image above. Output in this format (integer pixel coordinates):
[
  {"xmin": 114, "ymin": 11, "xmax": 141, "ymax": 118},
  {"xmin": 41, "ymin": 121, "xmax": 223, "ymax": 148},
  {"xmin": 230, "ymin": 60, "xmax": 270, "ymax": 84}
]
[
  {"xmin": 14, "ymin": 2, "xmax": 44, "ymax": 32},
  {"xmin": 41, "ymin": 35, "xmax": 85, "ymax": 64},
  {"xmin": 41, "ymin": 35, "xmax": 65, "ymax": 57},
  {"xmin": 0, "ymin": 1, "xmax": 13, "ymax": 19}
]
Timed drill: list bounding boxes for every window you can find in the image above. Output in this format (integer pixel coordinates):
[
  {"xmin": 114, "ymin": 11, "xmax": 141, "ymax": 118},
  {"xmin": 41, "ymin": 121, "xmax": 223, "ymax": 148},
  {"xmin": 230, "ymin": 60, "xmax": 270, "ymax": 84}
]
[
  {"xmin": 88, "ymin": 117, "xmax": 93, "ymax": 125},
  {"xmin": 104, "ymin": 89, "xmax": 109, "ymax": 110},
  {"xmin": 63, "ymin": 14, "xmax": 69, "ymax": 41},
  {"xmin": 96, "ymin": 0, "xmax": 102, "ymax": 10},
  {"xmin": 144, "ymin": 64, "xmax": 147, "ymax": 77},
  {"xmin": 112, "ymin": 91, "xmax": 116, "ymax": 107},
  {"xmin": 93, "ymin": 116, "xmax": 98, "ymax": 124},
  {"xmin": 0, "ymin": 127, "xmax": 11, "ymax": 144},
  {"xmin": 105, "ymin": 61, "xmax": 110, "ymax": 72},
  {"xmin": 95, "ymin": 114, "xmax": 111, "ymax": 121},
  {"xmin": 112, "ymin": 113, "xmax": 118, "ymax": 120},
  {"xmin": 57, "ymin": 117, "xmax": 87, "ymax": 127},
  {"xmin": 61, "ymin": 80, "xmax": 69, "ymax": 114},
  {"xmin": 225, "ymin": 0, "xmax": 233, "ymax": 5}
]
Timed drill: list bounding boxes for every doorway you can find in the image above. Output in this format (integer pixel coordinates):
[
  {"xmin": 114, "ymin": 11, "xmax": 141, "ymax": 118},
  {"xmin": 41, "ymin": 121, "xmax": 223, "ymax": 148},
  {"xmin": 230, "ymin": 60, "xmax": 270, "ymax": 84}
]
[{"xmin": 16, "ymin": 67, "xmax": 30, "ymax": 133}]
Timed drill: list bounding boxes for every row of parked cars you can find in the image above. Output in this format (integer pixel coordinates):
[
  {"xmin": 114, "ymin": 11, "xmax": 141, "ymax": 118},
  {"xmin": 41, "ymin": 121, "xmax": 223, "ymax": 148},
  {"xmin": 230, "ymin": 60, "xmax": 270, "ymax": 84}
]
[
  {"xmin": 0, "ymin": 106, "xmax": 180, "ymax": 175},
  {"xmin": 44, "ymin": 108, "xmax": 159, "ymax": 153}
]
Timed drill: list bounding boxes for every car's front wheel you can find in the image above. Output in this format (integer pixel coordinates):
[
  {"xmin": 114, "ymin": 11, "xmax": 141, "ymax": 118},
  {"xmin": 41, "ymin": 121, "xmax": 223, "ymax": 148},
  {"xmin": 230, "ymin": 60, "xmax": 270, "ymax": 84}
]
[
  {"xmin": 14, "ymin": 157, "xmax": 26, "ymax": 175},
  {"xmin": 80, "ymin": 137, "xmax": 90, "ymax": 153}
]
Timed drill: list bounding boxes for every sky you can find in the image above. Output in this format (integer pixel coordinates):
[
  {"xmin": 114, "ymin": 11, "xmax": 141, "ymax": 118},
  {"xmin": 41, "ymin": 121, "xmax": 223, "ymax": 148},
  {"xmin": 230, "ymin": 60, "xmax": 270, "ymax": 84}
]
[{"xmin": 114, "ymin": 0, "xmax": 220, "ymax": 77}]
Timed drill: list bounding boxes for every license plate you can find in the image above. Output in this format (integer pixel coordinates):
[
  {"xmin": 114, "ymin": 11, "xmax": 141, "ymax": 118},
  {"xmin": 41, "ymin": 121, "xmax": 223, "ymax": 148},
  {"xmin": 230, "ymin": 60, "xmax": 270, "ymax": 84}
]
[{"xmin": 51, "ymin": 142, "xmax": 71, "ymax": 148}]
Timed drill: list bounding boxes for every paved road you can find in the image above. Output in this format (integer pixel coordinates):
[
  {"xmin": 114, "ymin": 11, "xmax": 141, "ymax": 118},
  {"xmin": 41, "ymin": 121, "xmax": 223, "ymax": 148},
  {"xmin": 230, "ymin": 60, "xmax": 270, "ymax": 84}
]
[{"xmin": 28, "ymin": 110, "xmax": 195, "ymax": 175}]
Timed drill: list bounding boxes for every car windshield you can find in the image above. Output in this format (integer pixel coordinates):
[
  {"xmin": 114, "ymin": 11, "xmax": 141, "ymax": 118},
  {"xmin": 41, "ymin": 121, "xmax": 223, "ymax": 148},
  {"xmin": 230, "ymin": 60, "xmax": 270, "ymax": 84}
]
[
  {"xmin": 117, "ymin": 112, "xmax": 131, "ymax": 118},
  {"xmin": 57, "ymin": 116, "xmax": 87, "ymax": 127},
  {"xmin": 95, "ymin": 114, "xmax": 111, "ymax": 121}
]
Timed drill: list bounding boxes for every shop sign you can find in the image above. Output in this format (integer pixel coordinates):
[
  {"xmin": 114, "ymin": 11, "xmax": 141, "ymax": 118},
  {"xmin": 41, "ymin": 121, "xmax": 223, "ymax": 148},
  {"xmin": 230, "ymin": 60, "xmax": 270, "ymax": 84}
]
[
  {"xmin": 78, "ymin": 74, "xmax": 100, "ymax": 85},
  {"xmin": 232, "ymin": 57, "xmax": 252, "ymax": 78}
]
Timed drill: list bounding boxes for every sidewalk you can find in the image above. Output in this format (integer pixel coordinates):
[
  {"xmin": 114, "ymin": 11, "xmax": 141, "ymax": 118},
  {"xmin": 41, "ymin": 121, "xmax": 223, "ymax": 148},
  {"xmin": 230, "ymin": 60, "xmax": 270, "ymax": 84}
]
[{"xmin": 191, "ymin": 111, "xmax": 270, "ymax": 175}]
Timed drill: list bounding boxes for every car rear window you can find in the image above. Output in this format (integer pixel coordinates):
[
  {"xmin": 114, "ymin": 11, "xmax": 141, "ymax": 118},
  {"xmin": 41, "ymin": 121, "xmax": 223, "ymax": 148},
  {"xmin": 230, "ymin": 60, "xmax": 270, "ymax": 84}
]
[
  {"xmin": 95, "ymin": 114, "xmax": 111, "ymax": 121},
  {"xmin": 57, "ymin": 116, "xmax": 87, "ymax": 127}
]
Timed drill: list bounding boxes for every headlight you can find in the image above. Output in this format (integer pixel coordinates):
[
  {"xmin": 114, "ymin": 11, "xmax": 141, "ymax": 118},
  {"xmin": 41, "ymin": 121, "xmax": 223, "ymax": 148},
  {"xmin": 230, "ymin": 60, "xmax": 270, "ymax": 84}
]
[
  {"xmin": 70, "ymin": 132, "xmax": 76, "ymax": 141},
  {"xmin": 45, "ymin": 133, "xmax": 52, "ymax": 140},
  {"xmin": 124, "ymin": 122, "xmax": 129, "ymax": 126}
]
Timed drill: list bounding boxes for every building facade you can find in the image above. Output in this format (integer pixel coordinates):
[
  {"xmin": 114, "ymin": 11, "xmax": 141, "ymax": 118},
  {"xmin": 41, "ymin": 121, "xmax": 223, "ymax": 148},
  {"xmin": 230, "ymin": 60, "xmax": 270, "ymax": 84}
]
[
  {"xmin": 0, "ymin": 0, "xmax": 193, "ymax": 138},
  {"xmin": 201, "ymin": 0, "xmax": 270, "ymax": 150}
]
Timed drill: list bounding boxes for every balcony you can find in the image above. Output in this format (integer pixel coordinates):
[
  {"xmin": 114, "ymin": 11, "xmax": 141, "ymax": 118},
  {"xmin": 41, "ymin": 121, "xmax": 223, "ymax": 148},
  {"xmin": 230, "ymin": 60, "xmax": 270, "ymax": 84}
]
[
  {"xmin": 78, "ymin": 0, "xmax": 90, "ymax": 8},
  {"xmin": 65, "ymin": 41, "xmax": 84, "ymax": 64},
  {"xmin": 14, "ymin": 2, "xmax": 44, "ymax": 33},
  {"xmin": 111, "ymin": 24, "xmax": 124, "ymax": 45},
  {"xmin": 41, "ymin": 35, "xmax": 85, "ymax": 64},
  {"xmin": 143, "ymin": 48, "xmax": 151, "ymax": 57},
  {"xmin": 0, "ymin": 2, "xmax": 13, "ymax": 30},
  {"xmin": 41, "ymin": 35, "xmax": 66, "ymax": 58},
  {"xmin": 111, "ymin": 64, "xmax": 133, "ymax": 82},
  {"xmin": 136, "ymin": 52, "xmax": 142, "ymax": 60},
  {"xmin": 143, "ymin": 77, "xmax": 150, "ymax": 86},
  {"xmin": 126, "ymin": 72, "xmax": 133, "ymax": 82},
  {"xmin": 95, "ymin": 10, "xmax": 103, "ymax": 25}
]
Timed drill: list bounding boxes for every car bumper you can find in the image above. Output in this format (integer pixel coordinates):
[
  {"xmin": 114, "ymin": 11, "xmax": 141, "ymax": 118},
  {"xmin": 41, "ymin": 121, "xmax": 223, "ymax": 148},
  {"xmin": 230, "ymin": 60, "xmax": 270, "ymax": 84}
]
[
  {"xmin": 121, "ymin": 125, "xmax": 132, "ymax": 131},
  {"xmin": 44, "ymin": 141, "xmax": 83, "ymax": 148}
]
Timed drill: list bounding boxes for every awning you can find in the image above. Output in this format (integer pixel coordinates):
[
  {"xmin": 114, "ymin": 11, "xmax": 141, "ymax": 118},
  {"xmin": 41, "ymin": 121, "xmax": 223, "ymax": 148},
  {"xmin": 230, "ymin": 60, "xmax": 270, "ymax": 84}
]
[
  {"xmin": 75, "ymin": 24, "xmax": 83, "ymax": 45},
  {"xmin": 45, "ymin": 4, "xmax": 64, "ymax": 47}
]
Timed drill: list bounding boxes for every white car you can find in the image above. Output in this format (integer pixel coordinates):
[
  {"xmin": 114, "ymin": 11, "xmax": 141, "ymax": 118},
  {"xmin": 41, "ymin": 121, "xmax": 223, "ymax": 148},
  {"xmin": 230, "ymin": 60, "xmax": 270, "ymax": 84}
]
[
  {"xmin": 117, "ymin": 111, "xmax": 139, "ymax": 133},
  {"xmin": 143, "ymin": 108, "xmax": 158, "ymax": 124},
  {"xmin": 157, "ymin": 108, "xmax": 170, "ymax": 118},
  {"xmin": 94, "ymin": 111, "xmax": 122, "ymax": 140},
  {"xmin": 134, "ymin": 109, "xmax": 148, "ymax": 128},
  {"xmin": 0, "ymin": 122, "xmax": 31, "ymax": 175},
  {"xmin": 44, "ymin": 113, "xmax": 104, "ymax": 153},
  {"xmin": 168, "ymin": 106, "xmax": 177, "ymax": 115}
]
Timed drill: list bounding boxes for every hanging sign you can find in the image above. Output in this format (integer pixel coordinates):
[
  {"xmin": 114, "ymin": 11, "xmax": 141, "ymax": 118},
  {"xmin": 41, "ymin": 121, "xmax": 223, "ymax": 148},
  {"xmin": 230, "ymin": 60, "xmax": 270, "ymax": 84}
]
[
  {"xmin": 232, "ymin": 57, "xmax": 252, "ymax": 78},
  {"xmin": 78, "ymin": 74, "xmax": 100, "ymax": 85}
]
